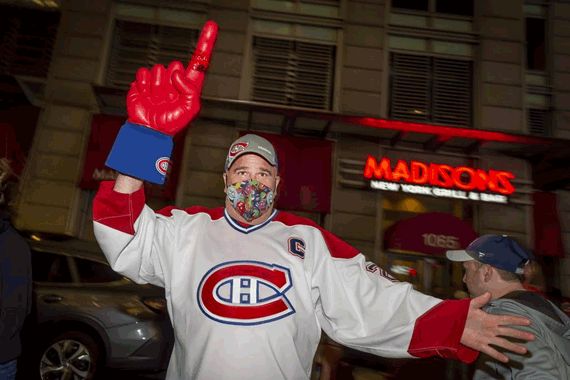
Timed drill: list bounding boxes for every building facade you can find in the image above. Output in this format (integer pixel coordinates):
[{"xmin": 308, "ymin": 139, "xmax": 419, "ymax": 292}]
[{"xmin": 3, "ymin": 0, "xmax": 570, "ymax": 298}]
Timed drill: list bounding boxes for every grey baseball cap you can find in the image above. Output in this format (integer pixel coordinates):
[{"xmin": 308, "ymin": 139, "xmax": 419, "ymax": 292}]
[{"xmin": 224, "ymin": 134, "xmax": 278, "ymax": 171}]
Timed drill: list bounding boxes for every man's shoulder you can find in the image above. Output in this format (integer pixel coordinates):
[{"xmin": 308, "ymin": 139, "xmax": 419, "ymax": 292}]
[
  {"xmin": 486, "ymin": 296, "xmax": 535, "ymax": 316},
  {"xmin": 156, "ymin": 205, "xmax": 225, "ymax": 220},
  {"xmin": 273, "ymin": 211, "xmax": 320, "ymax": 229},
  {"xmin": 486, "ymin": 293, "xmax": 570, "ymax": 326},
  {"xmin": 273, "ymin": 211, "xmax": 361, "ymax": 259}
]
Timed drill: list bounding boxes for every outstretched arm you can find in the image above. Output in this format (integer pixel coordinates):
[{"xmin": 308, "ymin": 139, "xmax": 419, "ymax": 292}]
[{"xmin": 461, "ymin": 292, "xmax": 534, "ymax": 363}]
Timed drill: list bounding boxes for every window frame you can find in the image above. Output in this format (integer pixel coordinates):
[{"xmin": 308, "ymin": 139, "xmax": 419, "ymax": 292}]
[
  {"xmin": 388, "ymin": 51, "xmax": 473, "ymax": 128},
  {"xmin": 103, "ymin": 18, "xmax": 200, "ymax": 90},
  {"xmin": 391, "ymin": 0, "xmax": 474, "ymax": 18},
  {"xmin": 97, "ymin": 2, "xmax": 207, "ymax": 85},
  {"xmin": 249, "ymin": 34, "xmax": 337, "ymax": 110},
  {"xmin": 524, "ymin": 2, "xmax": 551, "ymax": 136}
]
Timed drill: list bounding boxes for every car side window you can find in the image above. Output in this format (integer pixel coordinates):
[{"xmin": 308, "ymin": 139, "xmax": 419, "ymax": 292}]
[
  {"xmin": 74, "ymin": 258, "xmax": 124, "ymax": 283},
  {"xmin": 31, "ymin": 250, "xmax": 73, "ymax": 283}
]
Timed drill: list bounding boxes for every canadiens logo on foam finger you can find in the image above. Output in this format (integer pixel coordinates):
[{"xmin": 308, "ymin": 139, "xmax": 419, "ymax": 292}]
[
  {"xmin": 155, "ymin": 157, "xmax": 171, "ymax": 175},
  {"xmin": 198, "ymin": 260, "xmax": 295, "ymax": 325}
]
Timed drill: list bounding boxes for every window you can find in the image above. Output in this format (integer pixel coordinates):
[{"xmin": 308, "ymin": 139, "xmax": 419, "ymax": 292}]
[
  {"xmin": 435, "ymin": 0, "xmax": 473, "ymax": 16},
  {"xmin": 389, "ymin": 53, "xmax": 472, "ymax": 127},
  {"xmin": 392, "ymin": 0, "xmax": 428, "ymax": 12},
  {"xmin": 525, "ymin": 4, "xmax": 550, "ymax": 136},
  {"xmin": 252, "ymin": 0, "xmax": 341, "ymax": 18},
  {"xmin": 75, "ymin": 258, "xmax": 124, "ymax": 283},
  {"xmin": 106, "ymin": 20, "xmax": 199, "ymax": 89},
  {"xmin": 392, "ymin": 0, "xmax": 473, "ymax": 16},
  {"xmin": 32, "ymin": 251, "xmax": 72, "ymax": 283},
  {"xmin": 0, "ymin": 7, "xmax": 60, "ymax": 77},
  {"xmin": 528, "ymin": 108, "xmax": 549, "ymax": 136},
  {"xmin": 526, "ymin": 17, "xmax": 546, "ymax": 71},
  {"xmin": 251, "ymin": 36, "xmax": 336, "ymax": 110}
]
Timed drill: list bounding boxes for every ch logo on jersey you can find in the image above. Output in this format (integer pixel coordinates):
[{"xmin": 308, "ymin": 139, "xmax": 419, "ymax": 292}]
[
  {"xmin": 288, "ymin": 238, "xmax": 306, "ymax": 259},
  {"xmin": 198, "ymin": 260, "xmax": 295, "ymax": 325}
]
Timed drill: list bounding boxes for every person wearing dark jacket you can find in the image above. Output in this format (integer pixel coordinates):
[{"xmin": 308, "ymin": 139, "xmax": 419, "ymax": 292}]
[
  {"xmin": 0, "ymin": 158, "xmax": 32, "ymax": 380},
  {"xmin": 447, "ymin": 234, "xmax": 570, "ymax": 379}
]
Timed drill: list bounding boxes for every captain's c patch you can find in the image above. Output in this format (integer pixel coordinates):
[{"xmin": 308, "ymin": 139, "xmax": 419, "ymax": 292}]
[{"xmin": 288, "ymin": 238, "xmax": 306, "ymax": 259}]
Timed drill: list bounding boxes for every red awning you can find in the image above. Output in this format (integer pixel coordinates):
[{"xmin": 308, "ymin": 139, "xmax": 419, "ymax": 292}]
[
  {"xmin": 241, "ymin": 132, "xmax": 333, "ymax": 213},
  {"xmin": 384, "ymin": 212, "xmax": 478, "ymax": 256}
]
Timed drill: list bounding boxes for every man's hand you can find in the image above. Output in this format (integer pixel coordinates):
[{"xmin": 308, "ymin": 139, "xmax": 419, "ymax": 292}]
[
  {"xmin": 461, "ymin": 292, "xmax": 535, "ymax": 363},
  {"xmin": 127, "ymin": 20, "xmax": 218, "ymax": 135}
]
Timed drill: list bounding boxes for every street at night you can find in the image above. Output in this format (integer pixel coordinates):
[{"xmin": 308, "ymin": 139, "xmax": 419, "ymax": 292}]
[{"xmin": 2, "ymin": 0, "xmax": 570, "ymax": 380}]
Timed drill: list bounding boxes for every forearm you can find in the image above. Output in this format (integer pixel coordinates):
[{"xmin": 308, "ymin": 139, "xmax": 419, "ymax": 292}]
[
  {"xmin": 114, "ymin": 174, "xmax": 143, "ymax": 194},
  {"xmin": 314, "ymin": 252, "xmax": 451, "ymax": 359}
]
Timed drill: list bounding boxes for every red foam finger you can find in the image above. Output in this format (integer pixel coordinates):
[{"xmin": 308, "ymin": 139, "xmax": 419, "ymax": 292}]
[
  {"xmin": 189, "ymin": 20, "xmax": 218, "ymax": 72},
  {"xmin": 167, "ymin": 61, "xmax": 185, "ymax": 78},
  {"xmin": 186, "ymin": 21, "xmax": 218, "ymax": 93},
  {"xmin": 151, "ymin": 64, "xmax": 167, "ymax": 88},
  {"xmin": 172, "ymin": 70, "xmax": 194, "ymax": 95}
]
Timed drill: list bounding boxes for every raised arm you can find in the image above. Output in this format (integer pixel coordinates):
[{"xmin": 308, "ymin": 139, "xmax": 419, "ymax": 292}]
[
  {"xmin": 106, "ymin": 20, "xmax": 219, "ymax": 184},
  {"xmin": 94, "ymin": 21, "xmax": 219, "ymax": 286}
]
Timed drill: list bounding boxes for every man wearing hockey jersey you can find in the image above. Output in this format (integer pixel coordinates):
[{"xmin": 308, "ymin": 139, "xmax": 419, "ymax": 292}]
[{"xmin": 93, "ymin": 21, "xmax": 534, "ymax": 380}]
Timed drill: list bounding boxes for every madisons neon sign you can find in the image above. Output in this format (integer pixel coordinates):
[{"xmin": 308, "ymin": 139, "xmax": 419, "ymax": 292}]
[{"xmin": 363, "ymin": 156, "xmax": 516, "ymax": 204}]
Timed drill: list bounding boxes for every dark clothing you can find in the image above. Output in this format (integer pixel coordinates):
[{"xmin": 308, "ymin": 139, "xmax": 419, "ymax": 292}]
[
  {"xmin": 0, "ymin": 212, "xmax": 32, "ymax": 364},
  {"xmin": 473, "ymin": 290, "xmax": 570, "ymax": 379},
  {"xmin": 503, "ymin": 290, "xmax": 563, "ymax": 323}
]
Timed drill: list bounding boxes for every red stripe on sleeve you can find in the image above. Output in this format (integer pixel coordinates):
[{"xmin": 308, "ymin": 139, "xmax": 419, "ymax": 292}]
[
  {"xmin": 93, "ymin": 181, "xmax": 146, "ymax": 235},
  {"xmin": 408, "ymin": 298, "xmax": 479, "ymax": 363}
]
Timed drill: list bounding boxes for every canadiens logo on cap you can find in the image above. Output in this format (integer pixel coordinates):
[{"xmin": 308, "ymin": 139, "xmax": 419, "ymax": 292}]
[{"xmin": 229, "ymin": 142, "xmax": 248, "ymax": 158}]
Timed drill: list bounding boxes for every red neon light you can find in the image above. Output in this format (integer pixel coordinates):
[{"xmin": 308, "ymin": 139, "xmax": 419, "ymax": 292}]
[
  {"xmin": 363, "ymin": 156, "xmax": 516, "ymax": 195},
  {"xmin": 342, "ymin": 117, "xmax": 550, "ymax": 145}
]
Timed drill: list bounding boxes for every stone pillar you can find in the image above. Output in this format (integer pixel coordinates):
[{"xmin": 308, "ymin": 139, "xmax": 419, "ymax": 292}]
[
  {"xmin": 478, "ymin": 0, "xmax": 525, "ymax": 133},
  {"xmin": 15, "ymin": 0, "xmax": 112, "ymax": 235},
  {"xmin": 340, "ymin": 0, "xmax": 385, "ymax": 116}
]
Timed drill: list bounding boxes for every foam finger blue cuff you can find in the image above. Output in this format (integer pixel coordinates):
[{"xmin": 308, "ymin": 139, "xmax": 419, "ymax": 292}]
[{"xmin": 105, "ymin": 122, "xmax": 173, "ymax": 185}]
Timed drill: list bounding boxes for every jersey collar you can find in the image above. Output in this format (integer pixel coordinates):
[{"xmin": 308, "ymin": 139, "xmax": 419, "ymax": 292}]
[{"xmin": 223, "ymin": 209, "xmax": 278, "ymax": 234}]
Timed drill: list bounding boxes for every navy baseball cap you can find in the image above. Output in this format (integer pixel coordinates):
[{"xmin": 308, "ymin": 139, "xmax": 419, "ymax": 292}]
[{"xmin": 446, "ymin": 234, "xmax": 533, "ymax": 275}]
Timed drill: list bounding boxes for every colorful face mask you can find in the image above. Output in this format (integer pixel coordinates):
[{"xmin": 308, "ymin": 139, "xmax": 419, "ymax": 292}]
[{"xmin": 226, "ymin": 179, "xmax": 275, "ymax": 222}]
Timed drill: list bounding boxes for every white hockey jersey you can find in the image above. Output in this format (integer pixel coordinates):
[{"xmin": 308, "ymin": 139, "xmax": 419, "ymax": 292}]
[{"xmin": 93, "ymin": 181, "xmax": 476, "ymax": 380}]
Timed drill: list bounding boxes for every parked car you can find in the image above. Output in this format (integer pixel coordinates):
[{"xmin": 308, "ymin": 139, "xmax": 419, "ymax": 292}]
[{"xmin": 19, "ymin": 237, "xmax": 173, "ymax": 380}]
